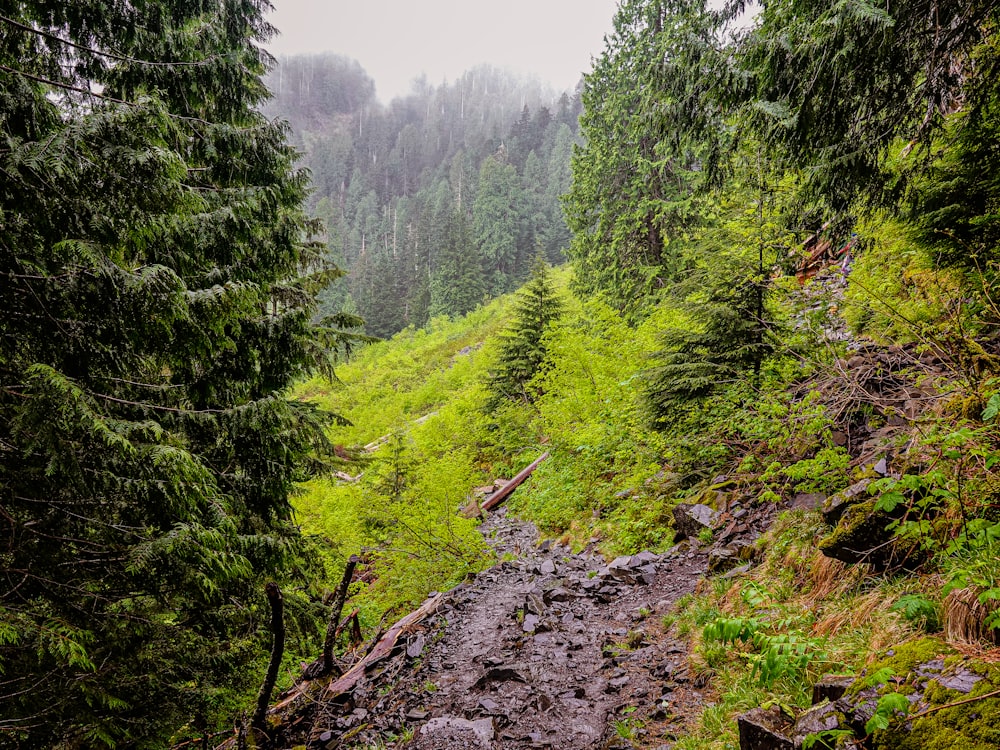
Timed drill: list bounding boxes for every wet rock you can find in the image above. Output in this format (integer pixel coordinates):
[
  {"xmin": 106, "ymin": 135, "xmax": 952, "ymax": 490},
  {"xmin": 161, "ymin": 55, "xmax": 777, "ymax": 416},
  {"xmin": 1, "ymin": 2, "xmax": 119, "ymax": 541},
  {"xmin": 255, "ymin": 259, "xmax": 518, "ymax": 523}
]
[
  {"xmin": 545, "ymin": 587, "xmax": 572, "ymax": 603},
  {"xmin": 407, "ymin": 633, "xmax": 426, "ymax": 659},
  {"xmin": 737, "ymin": 706, "xmax": 794, "ymax": 750},
  {"xmin": 818, "ymin": 500, "xmax": 902, "ymax": 568},
  {"xmin": 526, "ymin": 592, "xmax": 546, "ymax": 616},
  {"xmin": 633, "ymin": 550, "xmax": 660, "ymax": 565},
  {"xmin": 821, "ymin": 479, "xmax": 872, "ymax": 525},
  {"xmin": 673, "ymin": 503, "xmax": 717, "ymax": 540},
  {"xmin": 791, "ymin": 492, "xmax": 826, "ymax": 511},
  {"xmin": 811, "ymin": 675, "xmax": 854, "ymax": 705},
  {"xmin": 791, "ymin": 702, "xmax": 845, "ymax": 749},
  {"xmin": 721, "ymin": 563, "xmax": 753, "ymax": 579},
  {"xmin": 708, "ymin": 545, "xmax": 740, "ymax": 573},
  {"xmin": 420, "ymin": 716, "xmax": 494, "ymax": 747},
  {"xmin": 936, "ymin": 667, "xmax": 982, "ymax": 694}
]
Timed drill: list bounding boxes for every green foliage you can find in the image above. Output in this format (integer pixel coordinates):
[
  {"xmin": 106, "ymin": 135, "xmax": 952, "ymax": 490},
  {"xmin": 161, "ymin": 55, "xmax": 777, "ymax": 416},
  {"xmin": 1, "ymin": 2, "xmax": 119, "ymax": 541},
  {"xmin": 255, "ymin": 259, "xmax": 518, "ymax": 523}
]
[
  {"xmin": 866, "ymin": 692, "xmax": 912, "ymax": 734},
  {"xmin": 487, "ymin": 258, "xmax": 565, "ymax": 406},
  {"xmin": 892, "ymin": 594, "xmax": 942, "ymax": 633},
  {"xmin": 294, "ymin": 307, "xmax": 503, "ymax": 625},
  {"xmin": 0, "ymin": 2, "xmax": 335, "ymax": 744},
  {"xmin": 565, "ymin": 0, "xmax": 725, "ymax": 307},
  {"xmin": 703, "ymin": 615, "xmax": 826, "ymax": 687},
  {"xmin": 737, "ymin": 0, "xmax": 1000, "ymax": 211},
  {"xmin": 842, "ymin": 220, "xmax": 962, "ymax": 341},
  {"xmin": 909, "ymin": 45, "xmax": 1000, "ymax": 274}
]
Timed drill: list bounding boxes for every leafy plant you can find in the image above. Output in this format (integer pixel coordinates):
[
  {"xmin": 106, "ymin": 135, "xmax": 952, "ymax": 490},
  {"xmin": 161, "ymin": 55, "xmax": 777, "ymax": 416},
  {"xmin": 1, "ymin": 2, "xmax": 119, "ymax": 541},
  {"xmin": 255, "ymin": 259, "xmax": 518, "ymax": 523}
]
[{"xmin": 865, "ymin": 692, "xmax": 911, "ymax": 734}]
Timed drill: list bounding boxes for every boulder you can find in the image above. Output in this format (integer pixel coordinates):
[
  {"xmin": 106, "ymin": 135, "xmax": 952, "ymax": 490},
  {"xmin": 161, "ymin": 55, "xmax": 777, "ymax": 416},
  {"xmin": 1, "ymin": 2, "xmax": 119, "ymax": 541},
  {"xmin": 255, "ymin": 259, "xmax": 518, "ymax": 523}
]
[
  {"xmin": 737, "ymin": 706, "xmax": 793, "ymax": 750},
  {"xmin": 811, "ymin": 675, "xmax": 854, "ymax": 705},
  {"xmin": 790, "ymin": 701, "xmax": 844, "ymax": 749},
  {"xmin": 672, "ymin": 503, "xmax": 717, "ymax": 541},
  {"xmin": 818, "ymin": 500, "xmax": 897, "ymax": 567},
  {"xmin": 821, "ymin": 479, "xmax": 872, "ymax": 525}
]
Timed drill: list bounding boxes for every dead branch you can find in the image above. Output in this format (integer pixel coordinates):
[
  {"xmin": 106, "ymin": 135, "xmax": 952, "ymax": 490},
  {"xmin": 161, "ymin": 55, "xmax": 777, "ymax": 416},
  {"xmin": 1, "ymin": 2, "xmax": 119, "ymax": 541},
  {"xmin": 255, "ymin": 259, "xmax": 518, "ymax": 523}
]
[{"xmin": 322, "ymin": 555, "xmax": 358, "ymax": 675}]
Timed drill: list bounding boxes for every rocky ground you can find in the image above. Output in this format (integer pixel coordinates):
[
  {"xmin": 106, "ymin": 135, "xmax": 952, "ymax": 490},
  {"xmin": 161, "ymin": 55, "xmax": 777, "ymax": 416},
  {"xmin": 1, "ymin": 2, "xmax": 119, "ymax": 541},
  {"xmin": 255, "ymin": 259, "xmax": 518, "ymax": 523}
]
[{"xmin": 270, "ymin": 502, "xmax": 774, "ymax": 750}]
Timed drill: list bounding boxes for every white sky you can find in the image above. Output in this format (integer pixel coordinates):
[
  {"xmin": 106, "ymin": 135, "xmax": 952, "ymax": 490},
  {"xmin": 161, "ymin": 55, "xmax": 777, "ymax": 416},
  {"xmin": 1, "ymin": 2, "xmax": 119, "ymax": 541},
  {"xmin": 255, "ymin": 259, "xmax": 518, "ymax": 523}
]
[{"xmin": 265, "ymin": 0, "xmax": 621, "ymax": 103}]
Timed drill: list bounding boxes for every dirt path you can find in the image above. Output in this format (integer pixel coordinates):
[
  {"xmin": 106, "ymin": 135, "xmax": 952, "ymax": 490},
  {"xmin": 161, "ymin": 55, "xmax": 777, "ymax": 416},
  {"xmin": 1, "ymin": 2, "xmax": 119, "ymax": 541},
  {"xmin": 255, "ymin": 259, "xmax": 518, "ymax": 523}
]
[{"xmin": 286, "ymin": 508, "xmax": 720, "ymax": 749}]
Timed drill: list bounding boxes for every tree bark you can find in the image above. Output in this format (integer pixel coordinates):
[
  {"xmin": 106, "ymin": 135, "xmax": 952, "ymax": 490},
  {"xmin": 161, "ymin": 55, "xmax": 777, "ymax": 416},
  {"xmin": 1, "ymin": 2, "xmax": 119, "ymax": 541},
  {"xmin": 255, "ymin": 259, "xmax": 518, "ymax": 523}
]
[
  {"xmin": 482, "ymin": 451, "xmax": 549, "ymax": 511},
  {"xmin": 322, "ymin": 555, "xmax": 358, "ymax": 674},
  {"xmin": 251, "ymin": 582, "xmax": 285, "ymax": 733}
]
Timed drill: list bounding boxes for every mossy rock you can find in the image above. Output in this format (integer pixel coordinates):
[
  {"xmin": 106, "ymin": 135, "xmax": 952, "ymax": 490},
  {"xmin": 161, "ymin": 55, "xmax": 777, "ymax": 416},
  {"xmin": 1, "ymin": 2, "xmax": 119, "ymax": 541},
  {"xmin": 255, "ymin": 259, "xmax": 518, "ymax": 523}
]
[
  {"xmin": 842, "ymin": 639, "xmax": 1000, "ymax": 750},
  {"xmin": 869, "ymin": 676, "xmax": 1000, "ymax": 750},
  {"xmin": 818, "ymin": 500, "xmax": 895, "ymax": 566},
  {"xmin": 818, "ymin": 499, "xmax": 923, "ymax": 570}
]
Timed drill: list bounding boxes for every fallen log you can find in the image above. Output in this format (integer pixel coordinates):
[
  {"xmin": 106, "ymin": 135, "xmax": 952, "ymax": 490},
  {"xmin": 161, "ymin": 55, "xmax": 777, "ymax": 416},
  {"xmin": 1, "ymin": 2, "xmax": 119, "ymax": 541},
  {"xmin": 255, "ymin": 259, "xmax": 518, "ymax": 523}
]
[
  {"xmin": 322, "ymin": 591, "xmax": 443, "ymax": 699},
  {"xmin": 269, "ymin": 591, "xmax": 443, "ymax": 714},
  {"xmin": 481, "ymin": 451, "xmax": 550, "ymax": 512}
]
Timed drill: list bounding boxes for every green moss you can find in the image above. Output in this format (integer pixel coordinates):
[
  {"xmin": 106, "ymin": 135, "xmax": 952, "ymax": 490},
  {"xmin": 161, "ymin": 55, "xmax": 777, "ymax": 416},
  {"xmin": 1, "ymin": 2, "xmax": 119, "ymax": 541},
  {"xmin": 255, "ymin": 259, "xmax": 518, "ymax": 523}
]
[
  {"xmin": 859, "ymin": 642, "xmax": 1000, "ymax": 750},
  {"xmin": 871, "ymin": 676, "xmax": 1000, "ymax": 750},
  {"xmin": 851, "ymin": 638, "xmax": 952, "ymax": 696},
  {"xmin": 818, "ymin": 500, "xmax": 891, "ymax": 556}
]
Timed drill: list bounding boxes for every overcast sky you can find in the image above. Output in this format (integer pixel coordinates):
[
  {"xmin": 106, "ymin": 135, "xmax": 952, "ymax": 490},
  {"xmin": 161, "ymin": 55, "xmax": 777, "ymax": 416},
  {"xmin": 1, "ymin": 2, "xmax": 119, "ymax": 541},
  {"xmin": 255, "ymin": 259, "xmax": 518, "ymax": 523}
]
[{"xmin": 265, "ymin": 0, "xmax": 621, "ymax": 103}]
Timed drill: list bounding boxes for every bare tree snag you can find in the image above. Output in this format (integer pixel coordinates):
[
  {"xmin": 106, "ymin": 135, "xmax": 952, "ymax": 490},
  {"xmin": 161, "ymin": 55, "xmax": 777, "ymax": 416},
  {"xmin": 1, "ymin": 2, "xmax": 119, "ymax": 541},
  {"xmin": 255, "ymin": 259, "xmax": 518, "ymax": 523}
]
[
  {"xmin": 481, "ymin": 451, "xmax": 550, "ymax": 511},
  {"xmin": 322, "ymin": 555, "xmax": 359, "ymax": 675},
  {"xmin": 251, "ymin": 582, "xmax": 285, "ymax": 733}
]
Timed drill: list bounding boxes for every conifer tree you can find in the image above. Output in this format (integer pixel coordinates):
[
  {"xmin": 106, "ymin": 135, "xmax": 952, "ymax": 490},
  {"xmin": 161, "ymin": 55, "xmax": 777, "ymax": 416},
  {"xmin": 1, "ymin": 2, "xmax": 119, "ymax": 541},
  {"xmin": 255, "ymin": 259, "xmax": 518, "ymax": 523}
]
[
  {"xmin": 487, "ymin": 259, "xmax": 564, "ymax": 406},
  {"xmin": 0, "ymin": 1, "xmax": 339, "ymax": 744}
]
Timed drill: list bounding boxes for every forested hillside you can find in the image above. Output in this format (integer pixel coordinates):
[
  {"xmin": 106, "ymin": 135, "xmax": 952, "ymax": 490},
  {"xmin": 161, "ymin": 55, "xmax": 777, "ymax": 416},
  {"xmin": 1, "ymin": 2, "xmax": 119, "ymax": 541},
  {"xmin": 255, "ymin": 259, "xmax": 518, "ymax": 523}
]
[
  {"xmin": 281, "ymin": 0, "xmax": 1000, "ymax": 748},
  {"xmin": 262, "ymin": 55, "xmax": 581, "ymax": 337},
  {"xmin": 6, "ymin": 0, "xmax": 1000, "ymax": 748}
]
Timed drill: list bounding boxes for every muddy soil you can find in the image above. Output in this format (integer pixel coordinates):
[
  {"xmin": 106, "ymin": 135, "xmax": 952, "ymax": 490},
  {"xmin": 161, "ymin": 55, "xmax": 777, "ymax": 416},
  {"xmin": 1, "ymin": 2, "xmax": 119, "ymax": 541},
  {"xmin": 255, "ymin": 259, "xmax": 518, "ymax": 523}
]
[{"xmin": 278, "ymin": 504, "xmax": 760, "ymax": 750}]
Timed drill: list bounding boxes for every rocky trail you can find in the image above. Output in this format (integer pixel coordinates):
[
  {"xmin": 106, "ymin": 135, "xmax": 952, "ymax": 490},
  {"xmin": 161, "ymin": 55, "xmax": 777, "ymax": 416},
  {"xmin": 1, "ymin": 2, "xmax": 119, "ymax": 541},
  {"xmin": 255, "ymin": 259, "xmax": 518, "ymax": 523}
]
[{"xmin": 270, "ymin": 501, "xmax": 775, "ymax": 750}]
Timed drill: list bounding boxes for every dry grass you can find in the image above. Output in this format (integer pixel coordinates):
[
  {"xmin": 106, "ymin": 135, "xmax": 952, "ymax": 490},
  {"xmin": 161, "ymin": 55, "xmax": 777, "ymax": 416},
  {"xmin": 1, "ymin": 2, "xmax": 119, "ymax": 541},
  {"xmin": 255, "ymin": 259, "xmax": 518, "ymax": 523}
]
[
  {"xmin": 944, "ymin": 586, "xmax": 1000, "ymax": 647},
  {"xmin": 808, "ymin": 554, "xmax": 864, "ymax": 600}
]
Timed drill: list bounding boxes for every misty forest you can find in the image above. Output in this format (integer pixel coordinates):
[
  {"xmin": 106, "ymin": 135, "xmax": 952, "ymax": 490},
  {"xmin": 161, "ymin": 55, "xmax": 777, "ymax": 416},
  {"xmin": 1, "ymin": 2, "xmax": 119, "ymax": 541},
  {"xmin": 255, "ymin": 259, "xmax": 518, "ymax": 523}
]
[{"xmin": 6, "ymin": 1, "xmax": 1000, "ymax": 749}]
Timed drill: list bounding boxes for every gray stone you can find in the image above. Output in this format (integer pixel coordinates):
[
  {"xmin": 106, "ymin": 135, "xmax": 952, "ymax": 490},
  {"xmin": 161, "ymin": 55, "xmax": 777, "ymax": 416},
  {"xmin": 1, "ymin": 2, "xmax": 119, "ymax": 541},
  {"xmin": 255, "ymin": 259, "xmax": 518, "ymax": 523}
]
[
  {"xmin": 708, "ymin": 545, "xmax": 740, "ymax": 573},
  {"xmin": 633, "ymin": 550, "xmax": 660, "ymax": 565},
  {"xmin": 672, "ymin": 503, "xmax": 717, "ymax": 540},
  {"xmin": 421, "ymin": 716, "xmax": 494, "ymax": 747},
  {"xmin": 737, "ymin": 706, "xmax": 793, "ymax": 750},
  {"xmin": 721, "ymin": 563, "xmax": 753, "ymax": 579},
  {"xmin": 791, "ymin": 702, "xmax": 844, "ymax": 749},
  {"xmin": 545, "ymin": 587, "xmax": 572, "ymax": 603},
  {"xmin": 539, "ymin": 559, "xmax": 556, "ymax": 575},
  {"xmin": 937, "ymin": 667, "xmax": 982, "ymax": 694},
  {"xmin": 406, "ymin": 633, "xmax": 425, "ymax": 659},
  {"xmin": 811, "ymin": 675, "xmax": 854, "ymax": 705},
  {"xmin": 821, "ymin": 479, "xmax": 873, "ymax": 525},
  {"xmin": 818, "ymin": 500, "xmax": 901, "ymax": 568},
  {"xmin": 610, "ymin": 555, "xmax": 634, "ymax": 570},
  {"xmin": 791, "ymin": 492, "xmax": 826, "ymax": 511},
  {"xmin": 526, "ymin": 592, "xmax": 546, "ymax": 616}
]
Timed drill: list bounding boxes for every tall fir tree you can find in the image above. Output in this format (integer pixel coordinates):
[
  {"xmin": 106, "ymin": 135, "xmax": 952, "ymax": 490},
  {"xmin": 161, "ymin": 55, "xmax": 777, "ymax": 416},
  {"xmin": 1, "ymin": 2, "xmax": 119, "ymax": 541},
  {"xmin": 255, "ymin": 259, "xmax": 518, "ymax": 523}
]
[
  {"xmin": 0, "ymin": 1, "xmax": 339, "ymax": 745},
  {"xmin": 487, "ymin": 258, "xmax": 565, "ymax": 406}
]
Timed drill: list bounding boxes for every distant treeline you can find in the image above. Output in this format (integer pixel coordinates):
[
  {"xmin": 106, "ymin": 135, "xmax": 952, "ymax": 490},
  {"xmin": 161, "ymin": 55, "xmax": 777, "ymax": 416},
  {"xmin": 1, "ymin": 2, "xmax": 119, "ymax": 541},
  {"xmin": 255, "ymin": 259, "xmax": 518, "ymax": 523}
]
[{"xmin": 264, "ymin": 54, "xmax": 582, "ymax": 337}]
